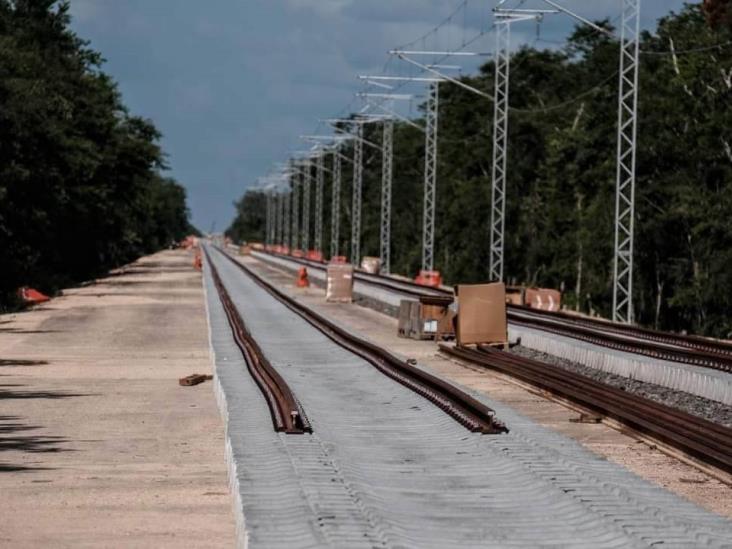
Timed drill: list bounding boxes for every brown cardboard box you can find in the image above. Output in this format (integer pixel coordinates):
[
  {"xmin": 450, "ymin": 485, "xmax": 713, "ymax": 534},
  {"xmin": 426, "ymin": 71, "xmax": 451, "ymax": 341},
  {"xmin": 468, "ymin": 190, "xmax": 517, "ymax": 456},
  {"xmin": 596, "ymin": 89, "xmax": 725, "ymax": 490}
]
[
  {"xmin": 360, "ymin": 256, "xmax": 381, "ymax": 274},
  {"xmin": 436, "ymin": 309, "xmax": 456, "ymax": 340},
  {"xmin": 397, "ymin": 296, "xmax": 455, "ymax": 340},
  {"xmin": 455, "ymin": 282, "xmax": 507, "ymax": 346},
  {"xmin": 326, "ymin": 264, "xmax": 354, "ymax": 302},
  {"xmin": 398, "ymin": 300, "xmax": 416, "ymax": 338}
]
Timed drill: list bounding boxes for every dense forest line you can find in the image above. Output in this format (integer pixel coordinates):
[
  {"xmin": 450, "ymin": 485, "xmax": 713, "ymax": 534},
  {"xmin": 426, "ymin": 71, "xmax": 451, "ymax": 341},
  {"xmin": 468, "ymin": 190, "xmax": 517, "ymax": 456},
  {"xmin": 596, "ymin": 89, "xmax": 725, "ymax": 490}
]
[
  {"xmin": 0, "ymin": 1, "xmax": 195, "ymax": 310},
  {"xmin": 227, "ymin": 4, "xmax": 732, "ymax": 338}
]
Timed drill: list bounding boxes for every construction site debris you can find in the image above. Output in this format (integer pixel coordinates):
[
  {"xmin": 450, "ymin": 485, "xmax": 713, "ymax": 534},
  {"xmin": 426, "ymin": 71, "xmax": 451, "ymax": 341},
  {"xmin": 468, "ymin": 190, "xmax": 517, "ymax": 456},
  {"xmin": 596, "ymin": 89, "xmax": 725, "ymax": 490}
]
[
  {"xmin": 179, "ymin": 374, "xmax": 213, "ymax": 386},
  {"xmin": 17, "ymin": 287, "xmax": 50, "ymax": 305}
]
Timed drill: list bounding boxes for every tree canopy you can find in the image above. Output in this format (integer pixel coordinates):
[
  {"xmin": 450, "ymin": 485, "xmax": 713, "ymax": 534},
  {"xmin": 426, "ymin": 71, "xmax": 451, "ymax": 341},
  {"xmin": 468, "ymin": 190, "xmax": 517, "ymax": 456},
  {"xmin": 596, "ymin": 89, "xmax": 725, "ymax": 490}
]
[
  {"xmin": 0, "ymin": 0, "xmax": 195, "ymax": 310},
  {"xmin": 227, "ymin": 4, "xmax": 732, "ymax": 338}
]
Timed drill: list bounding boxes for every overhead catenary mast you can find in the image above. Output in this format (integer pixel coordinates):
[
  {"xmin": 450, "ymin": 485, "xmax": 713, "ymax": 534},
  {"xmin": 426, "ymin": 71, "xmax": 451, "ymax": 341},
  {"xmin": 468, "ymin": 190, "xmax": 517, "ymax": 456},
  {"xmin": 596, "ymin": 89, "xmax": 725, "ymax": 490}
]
[
  {"xmin": 291, "ymin": 165, "xmax": 300, "ymax": 251},
  {"xmin": 380, "ymin": 118, "xmax": 394, "ymax": 273},
  {"xmin": 265, "ymin": 191, "xmax": 272, "ymax": 247},
  {"xmin": 352, "ymin": 124, "xmax": 364, "ymax": 266},
  {"xmin": 612, "ymin": 0, "xmax": 641, "ymax": 324},
  {"xmin": 283, "ymin": 187, "xmax": 291, "ymax": 249},
  {"xmin": 331, "ymin": 144, "xmax": 342, "ymax": 258},
  {"xmin": 325, "ymin": 118, "xmax": 382, "ymax": 266},
  {"xmin": 359, "ymin": 74, "xmax": 442, "ymax": 273},
  {"xmin": 489, "ymin": 5, "xmax": 556, "ymax": 282},
  {"xmin": 301, "ymin": 159, "xmax": 311, "ymax": 251}
]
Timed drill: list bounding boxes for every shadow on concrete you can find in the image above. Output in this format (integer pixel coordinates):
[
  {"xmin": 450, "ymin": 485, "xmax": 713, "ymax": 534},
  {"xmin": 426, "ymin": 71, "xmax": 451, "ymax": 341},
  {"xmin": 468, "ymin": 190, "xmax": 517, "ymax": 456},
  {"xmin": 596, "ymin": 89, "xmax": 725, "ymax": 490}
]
[
  {"xmin": 0, "ymin": 464, "xmax": 54, "ymax": 472},
  {"xmin": 0, "ymin": 359, "xmax": 48, "ymax": 367},
  {"xmin": 0, "ymin": 415, "xmax": 67, "ymax": 472},
  {"xmin": 0, "ymin": 329, "xmax": 61, "ymax": 334},
  {"xmin": 0, "ymin": 384, "xmax": 92, "ymax": 400}
]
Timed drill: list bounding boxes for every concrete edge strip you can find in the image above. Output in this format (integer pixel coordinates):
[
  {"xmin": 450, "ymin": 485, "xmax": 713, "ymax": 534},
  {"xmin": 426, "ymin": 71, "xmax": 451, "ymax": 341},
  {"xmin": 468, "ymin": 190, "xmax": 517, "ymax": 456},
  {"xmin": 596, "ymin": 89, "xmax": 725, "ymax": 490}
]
[
  {"xmin": 201, "ymin": 261, "xmax": 250, "ymax": 549},
  {"xmin": 510, "ymin": 325, "xmax": 732, "ymax": 406}
]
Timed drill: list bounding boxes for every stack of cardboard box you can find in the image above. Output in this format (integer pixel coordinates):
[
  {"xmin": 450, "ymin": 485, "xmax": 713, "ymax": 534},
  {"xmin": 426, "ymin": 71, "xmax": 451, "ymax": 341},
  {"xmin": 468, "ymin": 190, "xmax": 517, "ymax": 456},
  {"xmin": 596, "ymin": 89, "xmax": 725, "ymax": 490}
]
[
  {"xmin": 398, "ymin": 295, "xmax": 455, "ymax": 340},
  {"xmin": 326, "ymin": 264, "xmax": 354, "ymax": 302}
]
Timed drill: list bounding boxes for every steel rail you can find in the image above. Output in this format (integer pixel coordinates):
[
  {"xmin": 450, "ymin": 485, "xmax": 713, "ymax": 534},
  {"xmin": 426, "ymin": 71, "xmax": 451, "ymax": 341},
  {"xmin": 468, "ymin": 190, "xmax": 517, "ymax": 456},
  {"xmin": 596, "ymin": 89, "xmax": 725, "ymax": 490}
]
[
  {"xmin": 508, "ymin": 314, "xmax": 732, "ymax": 373},
  {"xmin": 205, "ymin": 249, "xmax": 311, "ymax": 434},
  {"xmin": 508, "ymin": 305, "xmax": 732, "ymax": 358},
  {"xmin": 440, "ymin": 344, "xmax": 732, "ymax": 474},
  {"xmin": 256, "ymin": 250, "xmax": 732, "ymax": 372},
  {"xmin": 216, "ymin": 247, "xmax": 507, "ymax": 434}
]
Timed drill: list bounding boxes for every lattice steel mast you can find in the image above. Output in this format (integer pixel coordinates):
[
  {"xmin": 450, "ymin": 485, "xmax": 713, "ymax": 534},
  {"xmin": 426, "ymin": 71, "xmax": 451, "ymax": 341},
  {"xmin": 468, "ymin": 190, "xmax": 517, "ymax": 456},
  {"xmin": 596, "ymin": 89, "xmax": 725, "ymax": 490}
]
[
  {"xmin": 422, "ymin": 83, "xmax": 439, "ymax": 272},
  {"xmin": 278, "ymin": 191, "xmax": 285, "ymax": 246},
  {"xmin": 283, "ymin": 188, "xmax": 290, "ymax": 249},
  {"xmin": 301, "ymin": 160, "xmax": 311, "ymax": 251},
  {"xmin": 489, "ymin": 5, "xmax": 554, "ymax": 281},
  {"xmin": 490, "ymin": 22, "xmax": 510, "ymax": 282},
  {"xmin": 612, "ymin": 0, "xmax": 641, "ymax": 324},
  {"xmin": 265, "ymin": 192, "xmax": 272, "ymax": 246},
  {"xmin": 331, "ymin": 145, "xmax": 342, "ymax": 258},
  {"xmin": 351, "ymin": 124, "xmax": 364, "ymax": 266},
  {"xmin": 315, "ymin": 152, "xmax": 324, "ymax": 254},
  {"xmin": 291, "ymin": 168, "xmax": 300, "ymax": 251},
  {"xmin": 380, "ymin": 119, "xmax": 394, "ymax": 273}
]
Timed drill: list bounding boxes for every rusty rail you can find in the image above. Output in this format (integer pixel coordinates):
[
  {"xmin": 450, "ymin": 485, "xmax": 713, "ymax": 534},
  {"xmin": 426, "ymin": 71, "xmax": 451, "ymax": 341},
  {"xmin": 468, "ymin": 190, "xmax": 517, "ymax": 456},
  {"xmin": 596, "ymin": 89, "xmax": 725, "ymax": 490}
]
[
  {"xmin": 507, "ymin": 305, "xmax": 732, "ymax": 361},
  {"xmin": 440, "ymin": 344, "xmax": 732, "ymax": 473},
  {"xmin": 508, "ymin": 314, "xmax": 732, "ymax": 373},
  {"xmin": 205, "ymin": 249, "xmax": 311, "ymax": 434},
  {"xmin": 217, "ymin": 247, "xmax": 506, "ymax": 434}
]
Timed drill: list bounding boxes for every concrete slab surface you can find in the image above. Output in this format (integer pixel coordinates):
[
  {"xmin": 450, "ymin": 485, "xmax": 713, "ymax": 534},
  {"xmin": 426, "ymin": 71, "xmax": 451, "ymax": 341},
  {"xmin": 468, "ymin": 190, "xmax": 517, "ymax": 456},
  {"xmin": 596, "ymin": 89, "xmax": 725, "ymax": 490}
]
[
  {"xmin": 242, "ymin": 252, "xmax": 732, "ymax": 520},
  {"xmin": 0, "ymin": 250, "xmax": 234, "ymax": 548}
]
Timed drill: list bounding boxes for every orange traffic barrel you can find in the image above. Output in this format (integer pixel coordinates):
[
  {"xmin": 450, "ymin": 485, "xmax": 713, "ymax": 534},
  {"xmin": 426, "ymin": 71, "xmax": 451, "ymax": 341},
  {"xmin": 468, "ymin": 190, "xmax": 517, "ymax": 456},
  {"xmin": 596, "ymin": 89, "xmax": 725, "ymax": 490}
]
[
  {"xmin": 296, "ymin": 267, "xmax": 310, "ymax": 288},
  {"xmin": 415, "ymin": 270, "xmax": 442, "ymax": 288}
]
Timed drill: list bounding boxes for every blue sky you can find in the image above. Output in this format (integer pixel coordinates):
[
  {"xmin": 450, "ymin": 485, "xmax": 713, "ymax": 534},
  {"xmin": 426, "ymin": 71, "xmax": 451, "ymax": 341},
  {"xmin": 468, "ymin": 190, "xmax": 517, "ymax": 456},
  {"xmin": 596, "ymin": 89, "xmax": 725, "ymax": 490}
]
[{"xmin": 68, "ymin": 0, "xmax": 691, "ymax": 232}]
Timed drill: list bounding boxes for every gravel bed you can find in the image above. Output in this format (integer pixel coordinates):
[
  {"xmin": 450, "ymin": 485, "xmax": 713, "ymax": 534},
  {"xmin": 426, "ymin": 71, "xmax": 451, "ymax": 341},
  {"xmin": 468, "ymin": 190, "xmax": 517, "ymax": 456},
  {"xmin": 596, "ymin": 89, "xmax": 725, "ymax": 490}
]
[{"xmin": 510, "ymin": 345, "xmax": 732, "ymax": 428}]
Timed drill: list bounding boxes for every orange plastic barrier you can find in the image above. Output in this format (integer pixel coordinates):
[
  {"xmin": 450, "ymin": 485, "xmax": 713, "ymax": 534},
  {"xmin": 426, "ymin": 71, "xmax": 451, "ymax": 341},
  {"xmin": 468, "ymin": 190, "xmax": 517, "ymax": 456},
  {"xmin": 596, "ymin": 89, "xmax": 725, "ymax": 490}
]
[
  {"xmin": 296, "ymin": 267, "xmax": 310, "ymax": 288},
  {"xmin": 330, "ymin": 255, "xmax": 348, "ymax": 264},
  {"xmin": 292, "ymin": 249, "xmax": 305, "ymax": 258},
  {"xmin": 525, "ymin": 288, "xmax": 561, "ymax": 311},
  {"xmin": 306, "ymin": 250, "xmax": 324, "ymax": 262},
  {"xmin": 18, "ymin": 287, "xmax": 50, "ymax": 305},
  {"xmin": 414, "ymin": 270, "xmax": 442, "ymax": 288}
]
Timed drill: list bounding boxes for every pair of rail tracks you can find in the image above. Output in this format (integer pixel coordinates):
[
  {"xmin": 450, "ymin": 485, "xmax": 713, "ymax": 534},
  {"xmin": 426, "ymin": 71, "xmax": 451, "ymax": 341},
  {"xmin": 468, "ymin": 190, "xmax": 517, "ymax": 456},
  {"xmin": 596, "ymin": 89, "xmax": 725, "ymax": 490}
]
[
  {"xmin": 441, "ymin": 344, "xmax": 732, "ymax": 475},
  {"xmin": 206, "ymin": 246, "xmax": 507, "ymax": 435},
  {"xmin": 206, "ymin": 248, "xmax": 311, "ymax": 433},
  {"xmin": 252, "ymin": 249, "xmax": 732, "ymax": 474},
  {"xmin": 256, "ymin": 250, "xmax": 732, "ymax": 373}
]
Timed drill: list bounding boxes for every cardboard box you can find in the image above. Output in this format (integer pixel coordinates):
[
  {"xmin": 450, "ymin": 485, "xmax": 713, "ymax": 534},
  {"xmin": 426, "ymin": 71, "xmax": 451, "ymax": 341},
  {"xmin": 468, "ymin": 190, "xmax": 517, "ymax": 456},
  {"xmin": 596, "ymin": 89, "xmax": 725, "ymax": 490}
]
[
  {"xmin": 326, "ymin": 264, "xmax": 354, "ymax": 302},
  {"xmin": 455, "ymin": 282, "xmax": 507, "ymax": 346},
  {"xmin": 398, "ymin": 299, "xmax": 417, "ymax": 338},
  {"xmin": 397, "ymin": 296, "xmax": 455, "ymax": 340},
  {"xmin": 436, "ymin": 309, "xmax": 457, "ymax": 340},
  {"xmin": 360, "ymin": 256, "xmax": 381, "ymax": 274}
]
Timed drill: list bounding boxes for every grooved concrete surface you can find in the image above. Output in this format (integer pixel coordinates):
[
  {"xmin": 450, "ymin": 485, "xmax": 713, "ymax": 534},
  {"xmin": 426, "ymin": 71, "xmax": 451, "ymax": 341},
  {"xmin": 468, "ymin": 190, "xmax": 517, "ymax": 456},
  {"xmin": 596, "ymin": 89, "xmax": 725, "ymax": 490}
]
[
  {"xmin": 252, "ymin": 251, "xmax": 732, "ymax": 405},
  {"xmin": 0, "ymin": 250, "xmax": 234, "ymax": 548},
  {"xmin": 206, "ymin": 247, "xmax": 732, "ymax": 548}
]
